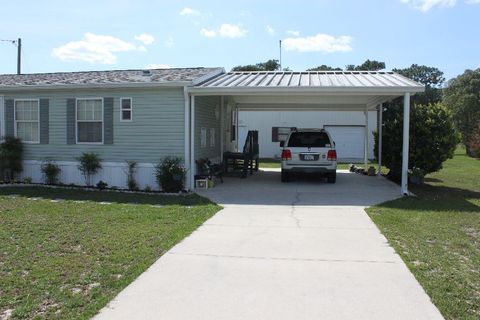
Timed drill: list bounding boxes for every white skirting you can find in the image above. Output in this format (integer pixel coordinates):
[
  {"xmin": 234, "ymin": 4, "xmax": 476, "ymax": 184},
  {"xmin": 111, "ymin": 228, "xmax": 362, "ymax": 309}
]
[{"xmin": 19, "ymin": 160, "xmax": 159, "ymax": 190}]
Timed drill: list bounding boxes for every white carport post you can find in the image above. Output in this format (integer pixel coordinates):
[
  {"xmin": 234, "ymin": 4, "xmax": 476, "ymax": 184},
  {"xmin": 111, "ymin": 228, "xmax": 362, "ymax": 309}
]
[
  {"xmin": 189, "ymin": 95, "xmax": 196, "ymax": 191},
  {"xmin": 220, "ymin": 96, "xmax": 225, "ymax": 161},
  {"xmin": 184, "ymin": 87, "xmax": 191, "ymax": 190},
  {"xmin": 364, "ymin": 105, "xmax": 369, "ymax": 168},
  {"xmin": 377, "ymin": 103, "xmax": 383, "ymax": 176},
  {"xmin": 401, "ymin": 92, "xmax": 410, "ymax": 195}
]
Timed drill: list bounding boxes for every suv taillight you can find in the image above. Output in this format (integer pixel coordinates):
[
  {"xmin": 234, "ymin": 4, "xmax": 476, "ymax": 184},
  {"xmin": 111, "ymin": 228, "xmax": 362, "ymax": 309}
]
[
  {"xmin": 281, "ymin": 149, "xmax": 292, "ymax": 161},
  {"xmin": 327, "ymin": 150, "xmax": 337, "ymax": 161}
]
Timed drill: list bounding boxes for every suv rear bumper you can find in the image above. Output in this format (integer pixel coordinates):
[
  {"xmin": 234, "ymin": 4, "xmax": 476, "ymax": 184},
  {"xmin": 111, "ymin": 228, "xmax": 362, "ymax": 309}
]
[{"xmin": 282, "ymin": 167, "xmax": 336, "ymax": 174}]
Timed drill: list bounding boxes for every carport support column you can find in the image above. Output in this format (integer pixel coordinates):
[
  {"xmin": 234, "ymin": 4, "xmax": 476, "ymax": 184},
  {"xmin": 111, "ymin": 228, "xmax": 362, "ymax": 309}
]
[
  {"xmin": 364, "ymin": 106, "xmax": 369, "ymax": 168},
  {"xmin": 190, "ymin": 95, "xmax": 196, "ymax": 191},
  {"xmin": 401, "ymin": 92, "xmax": 410, "ymax": 195},
  {"xmin": 377, "ymin": 104, "xmax": 383, "ymax": 176}
]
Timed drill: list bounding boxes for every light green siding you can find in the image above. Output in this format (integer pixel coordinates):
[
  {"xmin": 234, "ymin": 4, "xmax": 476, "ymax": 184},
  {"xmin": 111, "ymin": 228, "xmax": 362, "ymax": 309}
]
[
  {"xmin": 195, "ymin": 96, "xmax": 221, "ymax": 161},
  {"xmin": 2, "ymin": 87, "xmax": 185, "ymax": 163}
]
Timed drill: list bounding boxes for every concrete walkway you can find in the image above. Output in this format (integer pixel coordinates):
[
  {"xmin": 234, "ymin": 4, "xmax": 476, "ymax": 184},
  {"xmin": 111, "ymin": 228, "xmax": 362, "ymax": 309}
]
[{"xmin": 94, "ymin": 170, "xmax": 443, "ymax": 320}]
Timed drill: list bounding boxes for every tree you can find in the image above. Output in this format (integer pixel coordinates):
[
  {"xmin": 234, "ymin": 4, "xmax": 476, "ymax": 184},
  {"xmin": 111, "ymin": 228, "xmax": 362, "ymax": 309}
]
[
  {"xmin": 347, "ymin": 59, "xmax": 385, "ymax": 71},
  {"xmin": 393, "ymin": 64, "xmax": 444, "ymax": 105},
  {"xmin": 232, "ymin": 59, "xmax": 280, "ymax": 71},
  {"xmin": 374, "ymin": 64, "xmax": 456, "ymax": 180},
  {"xmin": 443, "ymin": 68, "xmax": 480, "ymax": 156},
  {"xmin": 374, "ymin": 103, "xmax": 457, "ymax": 180},
  {"xmin": 307, "ymin": 65, "xmax": 342, "ymax": 71},
  {"xmin": 307, "ymin": 59, "xmax": 385, "ymax": 72}
]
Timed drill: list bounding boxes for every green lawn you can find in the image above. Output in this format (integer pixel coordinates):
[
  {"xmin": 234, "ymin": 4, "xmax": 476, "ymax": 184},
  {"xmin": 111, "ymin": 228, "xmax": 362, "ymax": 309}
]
[
  {"xmin": 0, "ymin": 187, "xmax": 220, "ymax": 319},
  {"xmin": 367, "ymin": 147, "xmax": 480, "ymax": 319}
]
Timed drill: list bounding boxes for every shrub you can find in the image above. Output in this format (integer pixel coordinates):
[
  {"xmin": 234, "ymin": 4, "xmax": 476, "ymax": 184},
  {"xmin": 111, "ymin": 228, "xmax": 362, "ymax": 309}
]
[
  {"xmin": 374, "ymin": 102, "xmax": 458, "ymax": 181},
  {"xmin": 155, "ymin": 156, "xmax": 186, "ymax": 192},
  {"xmin": 96, "ymin": 180, "xmax": 108, "ymax": 190},
  {"xmin": 23, "ymin": 176, "xmax": 32, "ymax": 184},
  {"xmin": 144, "ymin": 185, "xmax": 152, "ymax": 192},
  {"xmin": 76, "ymin": 152, "xmax": 102, "ymax": 186},
  {"xmin": 41, "ymin": 160, "xmax": 61, "ymax": 185},
  {"xmin": 0, "ymin": 136, "xmax": 23, "ymax": 182},
  {"xmin": 125, "ymin": 160, "xmax": 138, "ymax": 191},
  {"xmin": 468, "ymin": 123, "xmax": 480, "ymax": 158}
]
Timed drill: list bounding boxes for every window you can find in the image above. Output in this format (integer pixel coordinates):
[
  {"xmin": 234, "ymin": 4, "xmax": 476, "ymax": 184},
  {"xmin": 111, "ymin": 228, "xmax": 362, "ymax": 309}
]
[
  {"xmin": 76, "ymin": 98, "xmax": 103, "ymax": 143},
  {"xmin": 120, "ymin": 97, "xmax": 132, "ymax": 121},
  {"xmin": 209, "ymin": 128, "xmax": 216, "ymax": 147},
  {"xmin": 272, "ymin": 127, "xmax": 295, "ymax": 143},
  {"xmin": 287, "ymin": 131, "xmax": 331, "ymax": 148},
  {"xmin": 15, "ymin": 99, "xmax": 39, "ymax": 143},
  {"xmin": 200, "ymin": 127, "xmax": 207, "ymax": 148}
]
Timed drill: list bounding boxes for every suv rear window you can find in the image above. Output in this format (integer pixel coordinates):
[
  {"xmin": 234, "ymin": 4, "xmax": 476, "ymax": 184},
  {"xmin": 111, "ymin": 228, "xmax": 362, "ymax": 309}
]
[{"xmin": 287, "ymin": 131, "xmax": 331, "ymax": 148}]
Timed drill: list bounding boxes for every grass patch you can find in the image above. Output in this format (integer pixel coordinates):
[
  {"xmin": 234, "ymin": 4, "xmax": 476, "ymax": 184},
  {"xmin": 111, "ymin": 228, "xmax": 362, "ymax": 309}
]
[
  {"xmin": 367, "ymin": 147, "xmax": 480, "ymax": 319},
  {"xmin": 0, "ymin": 187, "xmax": 220, "ymax": 319}
]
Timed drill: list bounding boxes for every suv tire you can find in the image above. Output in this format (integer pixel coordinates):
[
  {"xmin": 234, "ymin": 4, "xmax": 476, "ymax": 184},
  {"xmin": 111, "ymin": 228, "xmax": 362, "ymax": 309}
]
[
  {"xmin": 281, "ymin": 171, "xmax": 290, "ymax": 183},
  {"xmin": 327, "ymin": 172, "xmax": 336, "ymax": 183}
]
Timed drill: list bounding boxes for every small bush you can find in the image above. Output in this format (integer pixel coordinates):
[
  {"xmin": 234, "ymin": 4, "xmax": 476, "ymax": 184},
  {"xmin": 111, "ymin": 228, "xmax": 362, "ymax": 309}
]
[
  {"xmin": 125, "ymin": 160, "xmax": 138, "ymax": 191},
  {"xmin": 144, "ymin": 185, "xmax": 152, "ymax": 192},
  {"xmin": 374, "ymin": 103, "xmax": 458, "ymax": 181},
  {"xmin": 23, "ymin": 176, "xmax": 32, "ymax": 184},
  {"xmin": 96, "ymin": 180, "xmax": 108, "ymax": 190},
  {"xmin": 0, "ymin": 136, "xmax": 23, "ymax": 182},
  {"xmin": 468, "ymin": 123, "xmax": 480, "ymax": 158},
  {"xmin": 155, "ymin": 156, "xmax": 186, "ymax": 192},
  {"xmin": 76, "ymin": 152, "xmax": 102, "ymax": 186},
  {"xmin": 41, "ymin": 160, "xmax": 61, "ymax": 185}
]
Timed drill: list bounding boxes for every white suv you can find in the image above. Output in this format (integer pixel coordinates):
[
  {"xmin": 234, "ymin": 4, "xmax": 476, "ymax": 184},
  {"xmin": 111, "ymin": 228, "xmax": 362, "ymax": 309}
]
[{"xmin": 280, "ymin": 129, "xmax": 337, "ymax": 183}]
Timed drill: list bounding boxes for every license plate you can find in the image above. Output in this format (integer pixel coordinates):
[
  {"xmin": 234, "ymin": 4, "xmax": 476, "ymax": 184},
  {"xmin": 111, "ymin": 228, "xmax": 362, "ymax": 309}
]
[{"xmin": 302, "ymin": 154, "xmax": 315, "ymax": 161}]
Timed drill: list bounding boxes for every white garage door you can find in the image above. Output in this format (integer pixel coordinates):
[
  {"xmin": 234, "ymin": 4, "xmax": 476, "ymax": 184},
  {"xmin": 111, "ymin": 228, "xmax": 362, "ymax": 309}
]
[{"xmin": 324, "ymin": 126, "xmax": 365, "ymax": 160}]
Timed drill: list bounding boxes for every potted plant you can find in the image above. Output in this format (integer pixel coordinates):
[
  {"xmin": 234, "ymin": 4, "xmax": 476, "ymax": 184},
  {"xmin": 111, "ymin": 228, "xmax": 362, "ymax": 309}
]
[
  {"xmin": 409, "ymin": 167, "xmax": 425, "ymax": 184},
  {"xmin": 367, "ymin": 166, "xmax": 376, "ymax": 176}
]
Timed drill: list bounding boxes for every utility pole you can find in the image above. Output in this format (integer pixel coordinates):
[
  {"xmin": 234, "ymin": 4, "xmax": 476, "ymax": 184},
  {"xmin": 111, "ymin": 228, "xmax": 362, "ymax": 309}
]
[
  {"xmin": 17, "ymin": 38, "xmax": 21, "ymax": 75},
  {"xmin": 1, "ymin": 38, "xmax": 21, "ymax": 74},
  {"xmin": 279, "ymin": 40, "xmax": 282, "ymax": 71}
]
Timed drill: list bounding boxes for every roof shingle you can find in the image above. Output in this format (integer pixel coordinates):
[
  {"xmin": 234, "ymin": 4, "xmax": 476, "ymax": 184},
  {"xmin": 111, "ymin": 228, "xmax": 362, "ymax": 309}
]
[{"xmin": 0, "ymin": 67, "xmax": 223, "ymax": 88}]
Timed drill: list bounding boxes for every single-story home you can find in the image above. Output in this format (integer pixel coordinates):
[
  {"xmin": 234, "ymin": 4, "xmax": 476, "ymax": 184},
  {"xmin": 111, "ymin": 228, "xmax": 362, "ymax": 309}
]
[{"xmin": 0, "ymin": 68, "xmax": 424, "ymax": 194}]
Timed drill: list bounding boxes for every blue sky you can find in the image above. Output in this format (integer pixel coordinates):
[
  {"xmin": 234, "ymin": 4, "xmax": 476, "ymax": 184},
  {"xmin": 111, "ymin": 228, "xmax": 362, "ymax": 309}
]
[{"xmin": 0, "ymin": 0, "xmax": 478, "ymax": 80}]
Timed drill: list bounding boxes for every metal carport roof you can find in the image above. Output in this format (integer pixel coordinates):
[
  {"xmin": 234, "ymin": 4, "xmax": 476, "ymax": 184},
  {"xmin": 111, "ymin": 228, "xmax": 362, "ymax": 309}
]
[{"xmin": 190, "ymin": 71, "xmax": 424, "ymax": 95}]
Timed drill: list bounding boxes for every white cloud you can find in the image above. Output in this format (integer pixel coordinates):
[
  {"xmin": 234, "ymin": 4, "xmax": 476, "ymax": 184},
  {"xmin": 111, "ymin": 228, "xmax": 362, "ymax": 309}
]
[
  {"xmin": 134, "ymin": 33, "xmax": 155, "ymax": 45},
  {"xmin": 266, "ymin": 25, "xmax": 275, "ymax": 36},
  {"xmin": 52, "ymin": 33, "xmax": 145, "ymax": 64},
  {"xmin": 165, "ymin": 36, "xmax": 175, "ymax": 47},
  {"xmin": 146, "ymin": 63, "xmax": 171, "ymax": 69},
  {"xmin": 218, "ymin": 24, "xmax": 247, "ymax": 38},
  {"xmin": 200, "ymin": 24, "xmax": 247, "ymax": 39},
  {"xmin": 180, "ymin": 7, "xmax": 200, "ymax": 16},
  {"xmin": 200, "ymin": 28, "xmax": 217, "ymax": 38},
  {"xmin": 400, "ymin": 0, "xmax": 457, "ymax": 11},
  {"xmin": 283, "ymin": 33, "xmax": 353, "ymax": 53},
  {"xmin": 286, "ymin": 30, "xmax": 300, "ymax": 37},
  {"xmin": 466, "ymin": 0, "xmax": 480, "ymax": 4}
]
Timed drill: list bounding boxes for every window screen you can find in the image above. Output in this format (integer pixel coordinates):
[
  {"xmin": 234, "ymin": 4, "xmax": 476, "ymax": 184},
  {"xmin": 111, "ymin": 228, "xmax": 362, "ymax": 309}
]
[{"xmin": 77, "ymin": 99, "xmax": 103, "ymax": 143}]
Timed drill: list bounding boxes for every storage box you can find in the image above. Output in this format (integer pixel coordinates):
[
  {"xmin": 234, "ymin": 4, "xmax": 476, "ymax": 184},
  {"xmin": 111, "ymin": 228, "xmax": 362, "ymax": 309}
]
[{"xmin": 195, "ymin": 179, "xmax": 208, "ymax": 189}]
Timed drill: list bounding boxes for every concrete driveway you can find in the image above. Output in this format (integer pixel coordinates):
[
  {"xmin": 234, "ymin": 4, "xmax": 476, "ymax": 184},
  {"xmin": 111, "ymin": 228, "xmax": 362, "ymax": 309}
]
[{"xmin": 94, "ymin": 169, "xmax": 443, "ymax": 320}]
